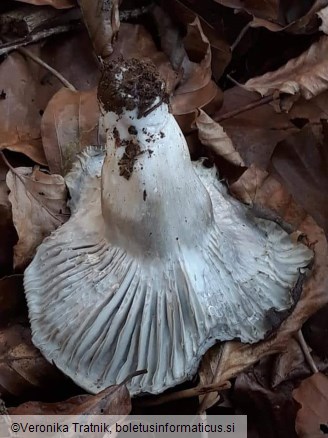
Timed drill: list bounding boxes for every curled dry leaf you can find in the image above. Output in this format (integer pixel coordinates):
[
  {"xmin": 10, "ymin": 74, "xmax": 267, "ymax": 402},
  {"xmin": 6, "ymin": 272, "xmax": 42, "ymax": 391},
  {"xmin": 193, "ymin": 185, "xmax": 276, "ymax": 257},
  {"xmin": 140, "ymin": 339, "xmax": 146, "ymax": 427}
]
[
  {"xmin": 215, "ymin": 87, "xmax": 298, "ymax": 168},
  {"xmin": 293, "ymin": 372, "xmax": 328, "ymax": 438},
  {"xmin": 0, "ymin": 276, "xmax": 26, "ymax": 326},
  {"xmin": 13, "ymin": 0, "xmax": 75, "ymax": 8},
  {"xmin": 215, "ymin": 0, "xmax": 328, "ymax": 34},
  {"xmin": 0, "ymin": 161, "xmax": 16, "ymax": 277},
  {"xmin": 199, "ymin": 172, "xmax": 328, "ymax": 411},
  {"xmin": 271, "ymin": 124, "xmax": 328, "ymax": 235},
  {"xmin": 79, "ymin": 0, "xmax": 120, "ymax": 60},
  {"xmin": 6, "ymin": 167, "xmax": 69, "ymax": 269},
  {"xmin": 41, "ymin": 88, "xmax": 101, "ymax": 175},
  {"xmin": 195, "ymin": 109, "xmax": 245, "ymax": 166},
  {"xmin": 152, "ymin": 6, "xmax": 219, "ymax": 124},
  {"xmin": 9, "ymin": 383, "xmax": 131, "ymax": 415},
  {"xmin": 163, "ymin": 0, "xmax": 231, "ymax": 80},
  {"xmin": 0, "ymin": 52, "xmax": 52, "ymax": 165},
  {"xmin": 318, "ymin": 5, "xmax": 328, "ymax": 33},
  {"xmin": 245, "ymin": 36, "xmax": 328, "ymax": 100},
  {"xmin": 0, "ymin": 323, "xmax": 72, "ymax": 399}
]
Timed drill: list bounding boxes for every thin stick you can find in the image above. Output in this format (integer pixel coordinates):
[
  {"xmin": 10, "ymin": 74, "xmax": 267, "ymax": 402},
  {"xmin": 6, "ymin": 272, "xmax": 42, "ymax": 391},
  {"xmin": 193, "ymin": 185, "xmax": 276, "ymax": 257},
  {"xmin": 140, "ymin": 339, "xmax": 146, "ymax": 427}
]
[
  {"xmin": 135, "ymin": 381, "xmax": 230, "ymax": 407},
  {"xmin": 214, "ymin": 95, "xmax": 274, "ymax": 123},
  {"xmin": 0, "ymin": 23, "xmax": 80, "ymax": 57},
  {"xmin": 296, "ymin": 329, "xmax": 319, "ymax": 374},
  {"xmin": 231, "ymin": 22, "xmax": 251, "ymax": 52},
  {"xmin": 17, "ymin": 47, "xmax": 76, "ymax": 91}
]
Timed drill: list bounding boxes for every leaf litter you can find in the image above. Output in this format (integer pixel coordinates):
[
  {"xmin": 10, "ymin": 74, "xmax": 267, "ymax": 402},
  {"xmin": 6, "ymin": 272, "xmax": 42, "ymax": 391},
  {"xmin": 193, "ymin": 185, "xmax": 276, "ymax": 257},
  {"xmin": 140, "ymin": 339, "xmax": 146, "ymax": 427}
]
[{"xmin": 0, "ymin": 0, "xmax": 326, "ymax": 432}]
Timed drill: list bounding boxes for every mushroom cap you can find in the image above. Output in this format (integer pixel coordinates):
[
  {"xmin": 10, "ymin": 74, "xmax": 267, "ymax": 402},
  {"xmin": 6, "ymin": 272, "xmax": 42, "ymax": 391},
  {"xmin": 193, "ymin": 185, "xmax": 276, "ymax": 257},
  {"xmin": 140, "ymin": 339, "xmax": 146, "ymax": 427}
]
[{"xmin": 24, "ymin": 59, "xmax": 313, "ymax": 395}]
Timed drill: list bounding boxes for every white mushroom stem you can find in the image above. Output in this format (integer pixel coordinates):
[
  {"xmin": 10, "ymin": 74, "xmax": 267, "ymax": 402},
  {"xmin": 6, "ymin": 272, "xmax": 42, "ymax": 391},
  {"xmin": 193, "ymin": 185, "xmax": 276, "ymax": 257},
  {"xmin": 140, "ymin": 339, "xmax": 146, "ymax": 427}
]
[{"xmin": 101, "ymin": 103, "xmax": 213, "ymax": 257}]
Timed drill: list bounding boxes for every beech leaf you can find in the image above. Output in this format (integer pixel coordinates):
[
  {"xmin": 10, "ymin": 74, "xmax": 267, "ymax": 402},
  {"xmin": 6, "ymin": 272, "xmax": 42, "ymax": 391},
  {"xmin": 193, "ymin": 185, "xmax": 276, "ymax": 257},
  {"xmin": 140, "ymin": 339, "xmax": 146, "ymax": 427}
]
[
  {"xmin": 14, "ymin": 0, "xmax": 75, "ymax": 8},
  {"xmin": 6, "ymin": 167, "xmax": 69, "ymax": 269},
  {"xmin": 41, "ymin": 88, "xmax": 101, "ymax": 175},
  {"xmin": 245, "ymin": 36, "xmax": 328, "ymax": 100},
  {"xmin": 9, "ymin": 383, "xmax": 131, "ymax": 415},
  {"xmin": 195, "ymin": 109, "xmax": 245, "ymax": 166},
  {"xmin": 293, "ymin": 372, "xmax": 328, "ymax": 437}
]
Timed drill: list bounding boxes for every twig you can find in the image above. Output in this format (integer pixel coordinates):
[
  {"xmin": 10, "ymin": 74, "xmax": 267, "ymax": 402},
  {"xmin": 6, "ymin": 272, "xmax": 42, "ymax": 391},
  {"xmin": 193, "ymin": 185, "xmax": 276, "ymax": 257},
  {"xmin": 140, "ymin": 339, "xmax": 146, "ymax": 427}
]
[
  {"xmin": 214, "ymin": 95, "xmax": 274, "ymax": 123},
  {"xmin": 296, "ymin": 329, "xmax": 319, "ymax": 374},
  {"xmin": 135, "ymin": 380, "xmax": 230, "ymax": 407},
  {"xmin": 120, "ymin": 369, "xmax": 147, "ymax": 386},
  {"xmin": 0, "ymin": 23, "xmax": 81, "ymax": 57},
  {"xmin": 17, "ymin": 47, "xmax": 76, "ymax": 91},
  {"xmin": 0, "ymin": 151, "xmax": 67, "ymax": 222},
  {"xmin": 231, "ymin": 22, "xmax": 251, "ymax": 52}
]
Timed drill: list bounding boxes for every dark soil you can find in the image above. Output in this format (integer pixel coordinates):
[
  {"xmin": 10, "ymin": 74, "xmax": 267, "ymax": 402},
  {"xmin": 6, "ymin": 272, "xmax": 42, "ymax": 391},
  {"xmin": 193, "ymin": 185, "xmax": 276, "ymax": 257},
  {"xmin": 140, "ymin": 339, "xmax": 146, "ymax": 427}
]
[
  {"xmin": 98, "ymin": 58, "xmax": 169, "ymax": 118},
  {"xmin": 118, "ymin": 141, "xmax": 143, "ymax": 180}
]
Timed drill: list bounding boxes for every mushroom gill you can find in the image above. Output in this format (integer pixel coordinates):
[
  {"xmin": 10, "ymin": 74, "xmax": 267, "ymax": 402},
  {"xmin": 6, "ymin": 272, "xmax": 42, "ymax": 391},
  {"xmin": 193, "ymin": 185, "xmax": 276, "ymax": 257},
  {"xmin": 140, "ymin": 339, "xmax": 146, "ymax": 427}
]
[{"xmin": 24, "ymin": 58, "xmax": 313, "ymax": 395}]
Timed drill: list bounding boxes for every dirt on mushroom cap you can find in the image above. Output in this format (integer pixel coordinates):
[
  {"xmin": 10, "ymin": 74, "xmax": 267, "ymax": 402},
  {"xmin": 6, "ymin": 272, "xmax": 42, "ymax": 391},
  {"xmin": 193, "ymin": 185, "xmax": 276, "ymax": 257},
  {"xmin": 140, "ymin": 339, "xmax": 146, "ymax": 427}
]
[{"xmin": 97, "ymin": 58, "xmax": 169, "ymax": 118}]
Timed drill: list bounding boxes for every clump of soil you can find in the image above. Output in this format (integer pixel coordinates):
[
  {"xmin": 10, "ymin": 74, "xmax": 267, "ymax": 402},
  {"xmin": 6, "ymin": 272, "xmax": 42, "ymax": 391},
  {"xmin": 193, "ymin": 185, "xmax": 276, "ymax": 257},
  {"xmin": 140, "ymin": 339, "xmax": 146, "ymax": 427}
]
[
  {"xmin": 98, "ymin": 58, "xmax": 169, "ymax": 118},
  {"xmin": 118, "ymin": 141, "xmax": 143, "ymax": 180}
]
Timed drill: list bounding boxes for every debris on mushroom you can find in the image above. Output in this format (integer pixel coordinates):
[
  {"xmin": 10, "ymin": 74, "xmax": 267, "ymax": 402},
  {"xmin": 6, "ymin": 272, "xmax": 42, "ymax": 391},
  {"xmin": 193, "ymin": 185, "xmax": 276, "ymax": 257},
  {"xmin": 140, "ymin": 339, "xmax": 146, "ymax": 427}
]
[{"xmin": 24, "ymin": 58, "xmax": 313, "ymax": 396}]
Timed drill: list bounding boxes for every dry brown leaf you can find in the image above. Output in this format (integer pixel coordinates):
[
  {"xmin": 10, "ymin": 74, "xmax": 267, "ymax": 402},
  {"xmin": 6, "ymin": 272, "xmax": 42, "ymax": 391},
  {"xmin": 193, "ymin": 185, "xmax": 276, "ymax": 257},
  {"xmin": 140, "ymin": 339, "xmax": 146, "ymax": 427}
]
[
  {"xmin": 14, "ymin": 0, "xmax": 75, "ymax": 8},
  {"xmin": 215, "ymin": 87, "xmax": 298, "ymax": 168},
  {"xmin": 233, "ymin": 362, "xmax": 299, "ymax": 438},
  {"xmin": 0, "ymin": 276, "xmax": 26, "ymax": 326},
  {"xmin": 271, "ymin": 338, "xmax": 306, "ymax": 387},
  {"xmin": 41, "ymin": 88, "xmax": 100, "ymax": 175},
  {"xmin": 293, "ymin": 372, "xmax": 328, "ymax": 437},
  {"xmin": 152, "ymin": 6, "xmax": 219, "ymax": 122},
  {"xmin": 9, "ymin": 383, "xmax": 131, "ymax": 415},
  {"xmin": 0, "ymin": 162, "xmax": 16, "ymax": 277},
  {"xmin": 0, "ymin": 322, "xmax": 72, "ymax": 399},
  {"xmin": 214, "ymin": 0, "xmax": 280, "ymax": 21},
  {"xmin": 216, "ymin": 0, "xmax": 328, "ymax": 33},
  {"xmin": 163, "ymin": 0, "xmax": 231, "ymax": 80},
  {"xmin": 6, "ymin": 166, "xmax": 69, "ymax": 269},
  {"xmin": 318, "ymin": 5, "xmax": 328, "ymax": 33},
  {"xmin": 245, "ymin": 36, "xmax": 328, "ymax": 100},
  {"xmin": 195, "ymin": 109, "xmax": 245, "ymax": 166},
  {"xmin": 79, "ymin": 0, "xmax": 120, "ymax": 59},
  {"xmin": 271, "ymin": 124, "xmax": 328, "ymax": 235}
]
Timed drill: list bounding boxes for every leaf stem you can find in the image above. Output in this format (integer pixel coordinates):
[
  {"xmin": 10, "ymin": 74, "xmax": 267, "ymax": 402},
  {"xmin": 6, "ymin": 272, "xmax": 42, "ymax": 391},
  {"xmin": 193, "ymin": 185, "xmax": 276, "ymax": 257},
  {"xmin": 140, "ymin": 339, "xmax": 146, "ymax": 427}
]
[
  {"xmin": 18, "ymin": 47, "xmax": 76, "ymax": 91},
  {"xmin": 296, "ymin": 329, "xmax": 319, "ymax": 374}
]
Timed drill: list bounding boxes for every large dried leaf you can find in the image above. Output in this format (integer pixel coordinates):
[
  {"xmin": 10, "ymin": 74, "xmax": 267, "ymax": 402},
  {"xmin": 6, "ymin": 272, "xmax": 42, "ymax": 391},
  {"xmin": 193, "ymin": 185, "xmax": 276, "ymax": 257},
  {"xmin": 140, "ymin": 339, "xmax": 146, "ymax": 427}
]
[
  {"xmin": 0, "ymin": 322, "xmax": 73, "ymax": 399},
  {"xmin": 214, "ymin": 0, "xmax": 280, "ymax": 21},
  {"xmin": 271, "ymin": 124, "xmax": 328, "ymax": 235},
  {"xmin": 152, "ymin": 6, "xmax": 219, "ymax": 120},
  {"xmin": 215, "ymin": 0, "xmax": 328, "ymax": 33},
  {"xmin": 163, "ymin": 0, "xmax": 231, "ymax": 80},
  {"xmin": 0, "ymin": 276, "xmax": 26, "ymax": 326},
  {"xmin": 245, "ymin": 36, "xmax": 328, "ymax": 100},
  {"xmin": 79, "ymin": 0, "xmax": 120, "ymax": 59},
  {"xmin": 41, "ymin": 88, "xmax": 100, "ymax": 175},
  {"xmin": 6, "ymin": 167, "xmax": 69, "ymax": 269},
  {"xmin": 0, "ymin": 160, "xmax": 16, "ymax": 277},
  {"xmin": 215, "ymin": 87, "xmax": 298, "ymax": 168},
  {"xmin": 9, "ymin": 383, "xmax": 131, "ymax": 415},
  {"xmin": 195, "ymin": 109, "xmax": 245, "ymax": 166},
  {"xmin": 233, "ymin": 361, "xmax": 299, "ymax": 438},
  {"xmin": 293, "ymin": 372, "xmax": 328, "ymax": 437},
  {"xmin": 14, "ymin": 0, "xmax": 75, "ymax": 8}
]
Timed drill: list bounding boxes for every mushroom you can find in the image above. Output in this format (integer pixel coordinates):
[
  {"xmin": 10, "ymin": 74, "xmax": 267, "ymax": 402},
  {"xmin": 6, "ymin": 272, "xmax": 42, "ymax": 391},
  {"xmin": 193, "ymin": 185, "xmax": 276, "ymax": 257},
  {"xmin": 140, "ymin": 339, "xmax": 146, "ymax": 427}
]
[{"xmin": 24, "ymin": 59, "xmax": 313, "ymax": 396}]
